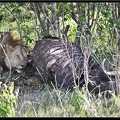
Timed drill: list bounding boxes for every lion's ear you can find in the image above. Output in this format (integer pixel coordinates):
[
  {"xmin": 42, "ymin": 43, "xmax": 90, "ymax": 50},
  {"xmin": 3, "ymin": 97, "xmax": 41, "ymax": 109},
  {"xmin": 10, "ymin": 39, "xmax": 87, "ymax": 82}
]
[{"xmin": 5, "ymin": 44, "xmax": 13, "ymax": 54}]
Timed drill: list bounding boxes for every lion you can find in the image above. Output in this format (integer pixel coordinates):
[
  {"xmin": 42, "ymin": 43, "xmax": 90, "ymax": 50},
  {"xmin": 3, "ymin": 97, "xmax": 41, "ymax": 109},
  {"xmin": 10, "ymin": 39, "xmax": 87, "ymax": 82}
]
[{"xmin": 0, "ymin": 32, "xmax": 29, "ymax": 74}]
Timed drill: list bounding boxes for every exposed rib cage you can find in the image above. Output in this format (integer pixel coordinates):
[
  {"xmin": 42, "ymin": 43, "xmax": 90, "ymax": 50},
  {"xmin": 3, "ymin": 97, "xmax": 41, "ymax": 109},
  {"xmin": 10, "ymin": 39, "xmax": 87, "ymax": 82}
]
[{"xmin": 33, "ymin": 37, "xmax": 88, "ymax": 89}]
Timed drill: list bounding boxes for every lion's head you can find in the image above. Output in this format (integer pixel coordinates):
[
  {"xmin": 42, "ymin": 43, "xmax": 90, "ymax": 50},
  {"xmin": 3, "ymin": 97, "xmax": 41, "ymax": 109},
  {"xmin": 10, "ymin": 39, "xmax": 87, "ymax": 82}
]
[{"xmin": 4, "ymin": 44, "xmax": 29, "ymax": 72}]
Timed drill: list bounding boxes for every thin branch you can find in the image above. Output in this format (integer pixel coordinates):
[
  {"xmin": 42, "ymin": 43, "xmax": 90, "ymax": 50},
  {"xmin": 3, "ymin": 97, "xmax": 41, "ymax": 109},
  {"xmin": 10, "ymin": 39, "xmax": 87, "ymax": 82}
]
[
  {"xmin": 88, "ymin": 3, "xmax": 90, "ymax": 27},
  {"xmin": 71, "ymin": 12, "xmax": 78, "ymax": 24},
  {"xmin": 42, "ymin": 3, "xmax": 57, "ymax": 36},
  {"xmin": 52, "ymin": 3, "xmax": 59, "ymax": 37},
  {"xmin": 0, "ymin": 44, "xmax": 11, "ymax": 84},
  {"xmin": 32, "ymin": 2, "xmax": 41, "ymax": 39},
  {"xmin": 70, "ymin": 3, "xmax": 77, "ymax": 24},
  {"xmin": 91, "ymin": 3, "xmax": 101, "ymax": 34},
  {"xmin": 89, "ymin": 3, "xmax": 96, "ymax": 30},
  {"xmin": 75, "ymin": 3, "xmax": 82, "ymax": 46},
  {"xmin": 64, "ymin": 25, "xmax": 70, "ymax": 37},
  {"xmin": 33, "ymin": 3, "xmax": 46, "ymax": 37}
]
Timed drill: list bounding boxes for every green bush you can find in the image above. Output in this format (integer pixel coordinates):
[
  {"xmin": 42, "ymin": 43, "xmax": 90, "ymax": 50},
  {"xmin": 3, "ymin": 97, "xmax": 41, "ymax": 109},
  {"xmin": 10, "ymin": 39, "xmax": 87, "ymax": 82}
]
[
  {"xmin": 71, "ymin": 88, "xmax": 88, "ymax": 117},
  {"xmin": 0, "ymin": 82, "xmax": 19, "ymax": 117}
]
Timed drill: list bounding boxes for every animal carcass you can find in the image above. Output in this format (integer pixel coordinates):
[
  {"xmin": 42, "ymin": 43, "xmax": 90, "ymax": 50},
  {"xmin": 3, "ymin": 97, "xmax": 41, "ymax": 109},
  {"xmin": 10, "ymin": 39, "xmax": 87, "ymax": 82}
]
[{"xmin": 33, "ymin": 36, "xmax": 94, "ymax": 89}]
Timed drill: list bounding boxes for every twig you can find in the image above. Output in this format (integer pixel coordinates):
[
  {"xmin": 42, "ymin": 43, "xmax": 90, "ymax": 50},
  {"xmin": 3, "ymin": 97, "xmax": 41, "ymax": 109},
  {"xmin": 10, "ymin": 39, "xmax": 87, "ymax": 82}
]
[
  {"xmin": 91, "ymin": 3, "xmax": 101, "ymax": 34},
  {"xmin": 42, "ymin": 3, "xmax": 57, "ymax": 37},
  {"xmin": 32, "ymin": 2, "xmax": 41, "ymax": 39},
  {"xmin": 0, "ymin": 44, "xmax": 12, "ymax": 84}
]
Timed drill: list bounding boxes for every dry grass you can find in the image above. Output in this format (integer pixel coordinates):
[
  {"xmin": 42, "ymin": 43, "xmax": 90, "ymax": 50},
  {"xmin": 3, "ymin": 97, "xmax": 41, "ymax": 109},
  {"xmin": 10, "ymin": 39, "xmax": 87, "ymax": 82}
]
[{"xmin": 14, "ymin": 83, "xmax": 120, "ymax": 117}]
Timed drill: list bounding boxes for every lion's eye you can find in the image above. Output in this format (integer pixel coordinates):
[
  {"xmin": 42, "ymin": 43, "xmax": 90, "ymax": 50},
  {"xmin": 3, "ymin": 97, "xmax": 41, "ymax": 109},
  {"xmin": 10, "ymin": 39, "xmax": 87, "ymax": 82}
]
[{"xmin": 17, "ymin": 55, "xmax": 20, "ymax": 59}]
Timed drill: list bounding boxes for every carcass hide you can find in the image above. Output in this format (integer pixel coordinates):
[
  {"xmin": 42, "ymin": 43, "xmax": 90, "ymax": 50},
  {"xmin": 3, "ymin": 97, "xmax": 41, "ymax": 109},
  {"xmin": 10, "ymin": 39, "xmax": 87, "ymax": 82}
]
[{"xmin": 33, "ymin": 36, "xmax": 94, "ymax": 89}]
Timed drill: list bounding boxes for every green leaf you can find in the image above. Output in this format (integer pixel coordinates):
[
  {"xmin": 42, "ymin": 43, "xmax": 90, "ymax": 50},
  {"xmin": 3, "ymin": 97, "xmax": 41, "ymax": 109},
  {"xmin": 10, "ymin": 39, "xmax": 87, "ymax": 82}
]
[
  {"xmin": 65, "ymin": 14, "xmax": 71, "ymax": 21},
  {"xmin": 12, "ymin": 8, "xmax": 21, "ymax": 14},
  {"xmin": 79, "ymin": 18, "xmax": 85, "ymax": 22}
]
